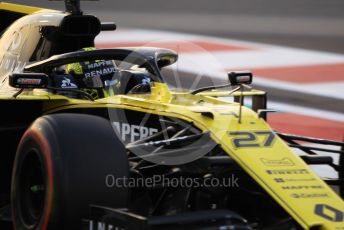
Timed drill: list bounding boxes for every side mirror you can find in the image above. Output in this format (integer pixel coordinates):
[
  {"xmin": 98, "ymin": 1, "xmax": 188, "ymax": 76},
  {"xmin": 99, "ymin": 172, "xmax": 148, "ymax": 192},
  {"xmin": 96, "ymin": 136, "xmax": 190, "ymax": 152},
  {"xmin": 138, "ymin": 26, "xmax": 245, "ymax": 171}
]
[
  {"xmin": 9, "ymin": 73, "xmax": 48, "ymax": 88},
  {"xmin": 228, "ymin": 71, "xmax": 252, "ymax": 86}
]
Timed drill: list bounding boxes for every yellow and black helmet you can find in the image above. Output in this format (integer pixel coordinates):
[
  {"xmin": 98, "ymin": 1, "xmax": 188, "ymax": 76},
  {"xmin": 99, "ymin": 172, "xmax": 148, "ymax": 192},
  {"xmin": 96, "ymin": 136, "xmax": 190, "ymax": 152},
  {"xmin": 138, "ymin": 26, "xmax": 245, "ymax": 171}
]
[
  {"xmin": 66, "ymin": 47, "xmax": 152, "ymax": 99},
  {"xmin": 66, "ymin": 47, "xmax": 118, "ymax": 80},
  {"xmin": 65, "ymin": 47, "xmax": 120, "ymax": 99}
]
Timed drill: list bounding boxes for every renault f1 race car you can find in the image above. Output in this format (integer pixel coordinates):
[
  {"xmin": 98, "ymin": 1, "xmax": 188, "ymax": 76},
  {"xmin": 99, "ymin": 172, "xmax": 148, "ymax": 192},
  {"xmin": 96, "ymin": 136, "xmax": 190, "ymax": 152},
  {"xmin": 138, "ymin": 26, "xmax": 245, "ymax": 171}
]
[{"xmin": 0, "ymin": 1, "xmax": 343, "ymax": 230}]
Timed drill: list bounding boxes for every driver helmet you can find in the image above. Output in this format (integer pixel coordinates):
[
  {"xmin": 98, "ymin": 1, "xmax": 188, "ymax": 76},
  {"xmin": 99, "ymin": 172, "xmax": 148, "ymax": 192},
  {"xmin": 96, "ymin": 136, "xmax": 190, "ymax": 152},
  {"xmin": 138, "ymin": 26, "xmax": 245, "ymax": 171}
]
[
  {"xmin": 65, "ymin": 47, "xmax": 120, "ymax": 99},
  {"xmin": 66, "ymin": 47, "xmax": 152, "ymax": 98}
]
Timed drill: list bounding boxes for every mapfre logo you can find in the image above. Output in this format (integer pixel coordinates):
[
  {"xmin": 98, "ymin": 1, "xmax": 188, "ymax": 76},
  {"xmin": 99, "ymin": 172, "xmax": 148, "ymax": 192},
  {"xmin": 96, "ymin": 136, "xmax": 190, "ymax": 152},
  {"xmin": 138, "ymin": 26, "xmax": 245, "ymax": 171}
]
[{"xmin": 112, "ymin": 122, "xmax": 158, "ymax": 142}]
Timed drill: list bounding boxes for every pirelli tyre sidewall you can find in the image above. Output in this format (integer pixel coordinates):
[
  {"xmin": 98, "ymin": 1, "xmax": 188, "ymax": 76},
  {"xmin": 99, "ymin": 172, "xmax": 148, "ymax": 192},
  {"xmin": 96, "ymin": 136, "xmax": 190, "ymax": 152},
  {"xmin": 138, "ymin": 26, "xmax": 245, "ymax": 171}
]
[{"xmin": 11, "ymin": 114, "xmax": 129, "ymax": 230}]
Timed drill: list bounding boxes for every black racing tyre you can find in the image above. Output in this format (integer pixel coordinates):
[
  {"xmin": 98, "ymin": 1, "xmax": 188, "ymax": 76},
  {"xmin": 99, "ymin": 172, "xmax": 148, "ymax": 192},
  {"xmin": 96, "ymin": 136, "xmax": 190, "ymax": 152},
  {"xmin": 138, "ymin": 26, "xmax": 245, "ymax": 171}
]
[{"xmin": 11, "ymin": 113, "xmax": 129, "ymax": 230}]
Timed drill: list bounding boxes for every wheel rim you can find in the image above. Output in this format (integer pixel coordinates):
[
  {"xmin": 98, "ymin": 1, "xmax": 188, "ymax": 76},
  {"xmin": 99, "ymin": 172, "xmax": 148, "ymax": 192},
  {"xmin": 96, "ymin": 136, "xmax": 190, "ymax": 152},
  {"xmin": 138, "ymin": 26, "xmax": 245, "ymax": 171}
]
[{"xmin": 17, "ymin": 149, "xmax": 46, "ymax": 228}]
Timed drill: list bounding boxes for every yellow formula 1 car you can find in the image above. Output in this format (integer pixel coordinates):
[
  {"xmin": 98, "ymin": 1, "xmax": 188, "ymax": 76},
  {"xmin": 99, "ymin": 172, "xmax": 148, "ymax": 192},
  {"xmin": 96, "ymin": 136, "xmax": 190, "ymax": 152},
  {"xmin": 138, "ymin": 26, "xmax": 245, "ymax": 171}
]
[{"xmin": 0, "ymin": 1, "xmax": 343, "ymax": 230}]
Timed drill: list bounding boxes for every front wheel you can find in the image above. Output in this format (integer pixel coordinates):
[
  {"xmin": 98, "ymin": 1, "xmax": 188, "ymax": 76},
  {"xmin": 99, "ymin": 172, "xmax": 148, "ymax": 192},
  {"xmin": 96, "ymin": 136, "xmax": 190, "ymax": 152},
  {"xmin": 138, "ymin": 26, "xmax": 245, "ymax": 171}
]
[{"xmin": 11, "ymin": 113, "xmax": 129, "ymax": 229}]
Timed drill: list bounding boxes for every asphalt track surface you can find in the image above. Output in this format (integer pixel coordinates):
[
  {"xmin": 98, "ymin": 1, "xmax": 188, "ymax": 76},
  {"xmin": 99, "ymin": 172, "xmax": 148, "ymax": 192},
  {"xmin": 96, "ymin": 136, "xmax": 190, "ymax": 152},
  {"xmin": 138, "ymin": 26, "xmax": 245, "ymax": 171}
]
[{"xmin": 8, "ymin": 0, "xmax": 344, "ymax": 112}]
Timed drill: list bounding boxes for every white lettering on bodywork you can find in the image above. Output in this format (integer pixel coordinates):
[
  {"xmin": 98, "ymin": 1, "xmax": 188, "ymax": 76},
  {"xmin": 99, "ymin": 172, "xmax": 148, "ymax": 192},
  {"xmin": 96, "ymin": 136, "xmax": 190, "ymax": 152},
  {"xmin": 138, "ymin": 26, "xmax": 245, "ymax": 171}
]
[
  {"xmin": 122, "ymin": 123, "xmax": 131, "ymax": 140},
  {"xmin": 97, "ymin": 222, "xmax": 106, "ymax": 230},
  {"xmin": 112, "ymin": 122, "xmax": 158, "ymax": 142},
  {"xmin": 84, "ymin": 67, "xmax": 116, "ymax": 78},
  {"xmin": 89, "ymin": 220, "xmax": 120, "ymax": 230}
]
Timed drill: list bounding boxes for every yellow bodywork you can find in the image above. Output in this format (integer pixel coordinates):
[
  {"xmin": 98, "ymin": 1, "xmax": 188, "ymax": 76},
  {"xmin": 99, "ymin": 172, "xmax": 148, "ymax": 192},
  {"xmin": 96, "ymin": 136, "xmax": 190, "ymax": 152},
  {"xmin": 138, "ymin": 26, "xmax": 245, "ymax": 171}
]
[
  {"xmin": 5, "ymin": 83, "xmax": 339, "ymax": 229},
  {"xmin": 0, "ymin": 2, "xmax": 343, "ymax": 229},
  {"xmin": 0, "ymin": 2, "xmax": 47, "ymax": 14}
]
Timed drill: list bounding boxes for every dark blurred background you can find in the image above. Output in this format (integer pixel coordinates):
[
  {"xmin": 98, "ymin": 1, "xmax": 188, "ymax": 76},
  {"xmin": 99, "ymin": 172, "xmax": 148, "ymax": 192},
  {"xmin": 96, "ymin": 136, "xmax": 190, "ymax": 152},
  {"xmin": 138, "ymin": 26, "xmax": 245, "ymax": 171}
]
[{"xmin": 9, "ymin": 0, "xmax": 344, "ymax": 53}]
